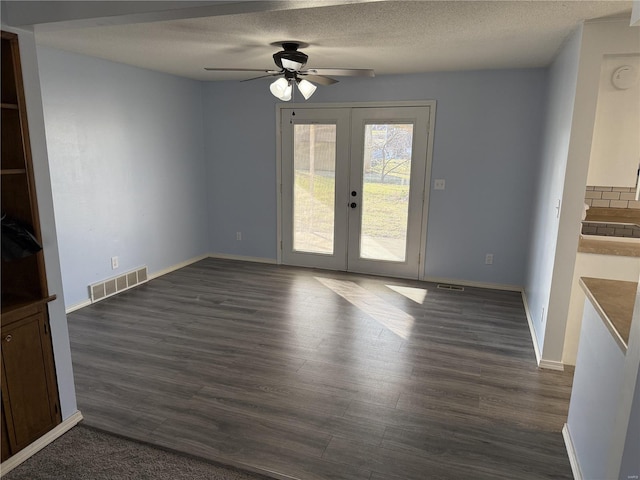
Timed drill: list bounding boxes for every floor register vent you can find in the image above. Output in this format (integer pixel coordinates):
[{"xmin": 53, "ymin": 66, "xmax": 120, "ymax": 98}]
[
  {"xmin": 436, "ymin": 284, "xmax": 465, "ymax": 292},
  {"xmin": 89, "ymin": 266, "xmax": 148, "ymax": 303}
]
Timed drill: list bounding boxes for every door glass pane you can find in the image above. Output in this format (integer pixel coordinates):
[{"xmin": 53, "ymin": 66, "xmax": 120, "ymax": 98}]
[
  {"xmin": 360, "ymin": 123, "xmax": 413, "ymax": 261},
  {"xmin": 293, "ymin": 124, "xmax": 336, "ymax": 254}
]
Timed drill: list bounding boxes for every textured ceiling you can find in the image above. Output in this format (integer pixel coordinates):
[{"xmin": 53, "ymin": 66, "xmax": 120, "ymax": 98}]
[{"xmin": 34, "ymin": 1, "xmax": 633, "ymax": 81}]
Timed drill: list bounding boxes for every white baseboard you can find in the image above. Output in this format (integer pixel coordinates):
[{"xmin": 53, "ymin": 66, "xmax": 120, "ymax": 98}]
[
  {"xmin": 148, "ymin": 254, "xmax": 210, "ymax": 280},
  {"xmin": 522, "ymin": 290, "xmax": 543, "ymax": 365},
  {"xmin": 66, "ymin": 254, "xmax": 211, "ymax": 313},
  {"xmin": 563, "ymin": 423, "xmax": 582, "ymax": 480},
  {"xmin": 65, "ymin": 299, "xmax": 92, "ymax": 314},
  {"xmin": 0, "ymin": 411, "xmax": 83, "ymax": 476},
  {"xmin": 208, "ymin": 253, "xmax": 277, "ymax": 264},
  {"xmin": 521, "ymin": 291, "xmax": 564, "ymax": 371},
  {"xmin": 539, "ymin": 359, "xmax": 565, "ymax": 371},
  {"xmin": 422, "ymin": 276, "xmax": 522, "ymax": 292}
]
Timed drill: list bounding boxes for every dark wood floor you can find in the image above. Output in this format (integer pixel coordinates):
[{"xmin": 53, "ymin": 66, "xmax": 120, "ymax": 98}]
[{"xmin": 67, "ymin": 258, "xmax": 574, "ymax": 480}]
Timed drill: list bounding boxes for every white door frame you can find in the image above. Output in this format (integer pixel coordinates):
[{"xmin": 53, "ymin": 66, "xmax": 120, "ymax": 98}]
[{"xmin": 275, "ymin": 100, "xmax": 436, "ymax": 281}]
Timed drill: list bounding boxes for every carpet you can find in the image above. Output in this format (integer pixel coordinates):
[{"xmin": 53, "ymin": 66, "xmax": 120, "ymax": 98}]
[{"xmin": 3, "ymin": 424, "xmax": 272, "ymax": 480}]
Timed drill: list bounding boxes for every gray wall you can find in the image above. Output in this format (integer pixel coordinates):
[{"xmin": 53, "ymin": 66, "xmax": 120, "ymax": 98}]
[
  {"xmin": 37, "ymin": 46, "xmax": 548, "ymax": 296},
  {"xmin": 524, "ymin": 27, "xmax": 582, "ymax": 351},
  {"xmin": 204, "ymin": 68, "xmax": 547, "ymax": 287},
  {"xmin": 204, "ymin": 82, "xmax": 279, "ymax": 260},
  {"xmin": 37, "ymin": 47, "xmax": 210, "ymax": 308},
  {"xmin": 620, "ymin": 365, "xmax": 640, "ymax": 479},
  {"xmin": 566, "ymin": 299, "xmax": 626, "ymax": 480}
]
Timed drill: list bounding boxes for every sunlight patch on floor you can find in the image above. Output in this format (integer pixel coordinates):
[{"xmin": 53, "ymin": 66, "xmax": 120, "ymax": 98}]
[
  {"xmin": 385, "ymin": 284, "xmax": 428, "ymax": 304},
  {"xmin": 315, "ymin": 277, "xmax": 415, "ymax": 339}
]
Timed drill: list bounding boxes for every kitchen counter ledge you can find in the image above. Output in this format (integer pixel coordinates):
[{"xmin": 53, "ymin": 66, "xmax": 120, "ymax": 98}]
[
  {"xmin": 585, "ymin": 206, "xmax": 640, "ymax": 225},
  {"xmin": 579, "ymin": 277, "xmax": 637, "ymax": 352},
  {"xmin": 578, "ymin": 237, "xmax": 640, "ymax": 257}
]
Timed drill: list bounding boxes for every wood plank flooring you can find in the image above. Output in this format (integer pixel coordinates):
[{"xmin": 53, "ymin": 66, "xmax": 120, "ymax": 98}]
[{"xmin": 67, "ymin": 258, "xmax": 574, "ymax": 479}]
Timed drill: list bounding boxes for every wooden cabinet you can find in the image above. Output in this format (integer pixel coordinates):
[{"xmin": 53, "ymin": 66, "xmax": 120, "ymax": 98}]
[
  {"xmin": 1, "ymin": 31, "xmax": 61, "ymax": 462},
  {"xmin": 1, "ymin": 301, "xmax": 61, "ymax": 457}
]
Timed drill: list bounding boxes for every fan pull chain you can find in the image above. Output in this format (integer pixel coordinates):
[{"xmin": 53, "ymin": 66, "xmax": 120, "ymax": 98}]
[{"xmin": 290, "ymin": 79, "xmax": 296, "ymax": 124}]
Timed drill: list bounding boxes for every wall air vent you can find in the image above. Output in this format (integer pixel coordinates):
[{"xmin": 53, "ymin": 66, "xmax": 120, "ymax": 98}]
[
  {"xmin": 89, "ymin": 266, "xmax": 148, "ymax": 303},
  {"xmin": 436, "ymin": 284, "xmax": 465, "ymax": 292}
]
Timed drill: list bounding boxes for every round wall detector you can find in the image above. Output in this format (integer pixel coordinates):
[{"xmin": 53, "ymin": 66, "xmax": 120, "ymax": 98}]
[{"xmin": 612, "ymin": 65, "xmax": 638, "ymax": 90}]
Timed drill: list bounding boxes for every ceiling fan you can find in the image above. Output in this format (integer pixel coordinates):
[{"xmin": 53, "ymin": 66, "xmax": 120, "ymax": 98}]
[{"xmin": 204, "ymin": 41, "xmax": 375, "ymax": 101}]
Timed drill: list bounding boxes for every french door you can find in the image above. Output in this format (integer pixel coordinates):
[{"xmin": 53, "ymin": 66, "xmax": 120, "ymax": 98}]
[{"xmin": 280, "ymin": 105, "xmax": 432, "ymax": 279}]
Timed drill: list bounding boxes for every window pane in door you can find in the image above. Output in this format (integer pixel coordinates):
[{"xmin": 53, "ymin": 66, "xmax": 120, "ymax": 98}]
[
  {"xmin": 293, "ymin": 124, "xmax": 336, "ymax": 254},
  {"xmin": 360, "ymin": 124, "xmax": 413, "ymax": 261}
]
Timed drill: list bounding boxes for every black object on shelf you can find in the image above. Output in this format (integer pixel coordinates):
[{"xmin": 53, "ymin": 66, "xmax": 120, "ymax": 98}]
[{"xmin": 1, "ymin": 213, "xmax": 42, "ymax": 261}]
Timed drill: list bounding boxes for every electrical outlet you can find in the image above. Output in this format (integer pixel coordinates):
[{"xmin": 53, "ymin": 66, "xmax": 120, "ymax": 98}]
[
  {"xmin": 485, "ymin": 253, "xmax": 493, "ymax": 265},
  {"xmin": 434, "ymin": 179, "xmax": 446, "ymax": 190},
  {"xmin": 111, "ymin": 256, "xmax": 119, "ymax": 270},
  {"xmin": 541, "ymin": 307, "xmax": 546, "ymax": 325},
  {"xmin": 236, "ymin": 232, "xmax": 242, "ymax": 241}
]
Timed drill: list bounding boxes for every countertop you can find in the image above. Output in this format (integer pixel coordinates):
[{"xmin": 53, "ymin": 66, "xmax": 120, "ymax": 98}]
[
  {"xmin": 580, "ymin": 277, "xmax": 637, "ymax": 352},
  {"xmin": 578, "ymin": 237, "xmax": 640, "ymax": 257},
  {"xmin": 585, "ymin": 207, "xmax": 640, "ymax": 226}
]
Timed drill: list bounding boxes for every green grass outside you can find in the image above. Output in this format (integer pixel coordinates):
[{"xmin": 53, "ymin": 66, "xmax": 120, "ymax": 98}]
[{"xmin": 295, "ymin": 171, "xmax": 409, "ymax": 239}]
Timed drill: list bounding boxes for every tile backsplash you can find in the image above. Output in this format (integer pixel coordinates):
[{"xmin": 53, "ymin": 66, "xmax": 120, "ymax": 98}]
[
  {"xmin": 581, "ymin": 222, "xmax": 640, "ymax": 238},
  {"xmin": 584, "ymin": 186, "xmax": 640, "ymax": 209}
]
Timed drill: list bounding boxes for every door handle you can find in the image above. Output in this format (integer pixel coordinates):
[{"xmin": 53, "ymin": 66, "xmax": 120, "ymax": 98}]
[
  {"xmin": 350, "ymin": 202, "xmax": 357, "ymax": 208},
  {"xmin": 351, "ymin": 191, "xmax": 357, "ymax": 197}
]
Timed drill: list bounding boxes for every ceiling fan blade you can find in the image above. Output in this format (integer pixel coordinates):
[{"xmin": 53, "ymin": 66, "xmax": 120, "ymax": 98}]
[
  {"xmin": 300, "ymin": 74, "xmax": 338, "ymax": 86},
  {"xmin": 303, "ymin": 68, "xmax": 375, "ymax": 77},
  {"xmin": 240, "ymin": 73, "xmax": 283, "ymax": 82},
  {"xmin": 204, "ymin": 67, "xmax": 281, "ymax": 73}
]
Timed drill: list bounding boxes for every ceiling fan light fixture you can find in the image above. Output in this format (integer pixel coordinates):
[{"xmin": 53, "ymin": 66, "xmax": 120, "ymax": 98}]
[
  {"xmin": 206, "ymin": 42, "xmax": 373, "ymax": 101},
  {"xmin": 297, "ymin": 79, "xmax": 317, "ymax": 99},
  {"xmin": 281, "ymin": 58, "xmax": 304, "ymax": 71},
  {"xmin": 270, "ymin": 77, "xmax": 292, "ymax": 101}
]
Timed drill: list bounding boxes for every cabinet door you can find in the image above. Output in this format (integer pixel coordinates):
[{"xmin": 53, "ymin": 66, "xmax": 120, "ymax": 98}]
[
  {"xmin": 1, "ymin": 309, "xmax": 60, "ymax": 452},
  {"xmin": 1, "ymin": 399, "xmax": 9, "ymax": 462}
]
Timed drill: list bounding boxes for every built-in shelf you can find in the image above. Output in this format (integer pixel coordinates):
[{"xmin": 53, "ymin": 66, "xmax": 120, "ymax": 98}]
[
  {"xmin": 1, "ymin": 294, "xmax": 56, "ymax": 320},
  {"xmin": 1, "ymin": 29, "xmax": 62, "ymax": 463}
]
